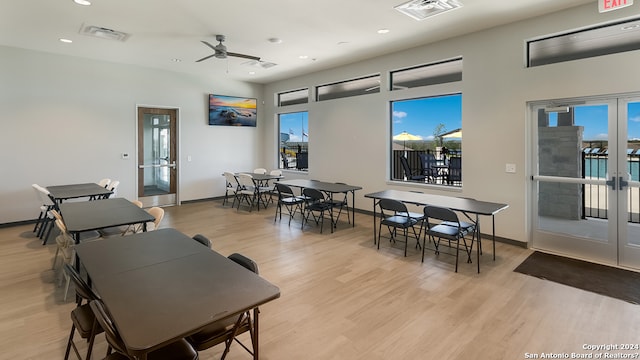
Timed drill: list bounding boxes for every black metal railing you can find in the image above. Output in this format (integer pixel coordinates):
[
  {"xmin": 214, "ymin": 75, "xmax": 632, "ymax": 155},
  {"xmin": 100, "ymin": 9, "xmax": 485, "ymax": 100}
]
[{"xmin": 582, "ymin": 149, "xmax": 640, "ymax": 223}]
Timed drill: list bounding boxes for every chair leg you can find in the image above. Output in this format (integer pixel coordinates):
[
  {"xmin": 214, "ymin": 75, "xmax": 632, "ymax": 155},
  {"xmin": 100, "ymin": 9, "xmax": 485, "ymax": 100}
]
[{"xmin": 63, "ymin": 324, "xmax": 76, "ymax": 360}]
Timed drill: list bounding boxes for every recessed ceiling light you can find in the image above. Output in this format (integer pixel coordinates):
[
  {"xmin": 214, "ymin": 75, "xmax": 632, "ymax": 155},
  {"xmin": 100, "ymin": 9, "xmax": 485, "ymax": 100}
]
[
  {"xmin": 171, "ymin": 58, "xmax": 181, "ymax": 62},
  {"xmin": 59, "ymin": 38, "xmax": 73, "ymax": 43},
  {"xmin": 268, "ymin": 38, "xmax": 283, "ymax": 44},
  {"xmin": 248, "ymin": 71, "xmax": 256, "ymax": 75},
  {"xmin": 299, "ymin": 55, "xmax": 309, "ymax": 59},
  {"xmin": 73, "ymin": 0, "xmax": 92, "ymax": 5},
  {"xmin": 377, "ymin": 29, "xmax": 390, "ymax": 34}
]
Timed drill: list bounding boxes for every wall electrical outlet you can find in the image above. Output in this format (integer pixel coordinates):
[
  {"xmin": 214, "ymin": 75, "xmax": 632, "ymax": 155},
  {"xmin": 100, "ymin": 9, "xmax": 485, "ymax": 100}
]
[{"xmin": 505, "ymin": 163, "xmax": 516, "ymax": 173}]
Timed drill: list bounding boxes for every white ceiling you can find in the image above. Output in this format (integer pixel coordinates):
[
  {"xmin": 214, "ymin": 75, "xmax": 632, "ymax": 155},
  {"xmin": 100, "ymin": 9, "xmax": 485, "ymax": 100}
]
[{"xmin": 0, "ymin": 0, "xmax": 596, "ymax": 84}]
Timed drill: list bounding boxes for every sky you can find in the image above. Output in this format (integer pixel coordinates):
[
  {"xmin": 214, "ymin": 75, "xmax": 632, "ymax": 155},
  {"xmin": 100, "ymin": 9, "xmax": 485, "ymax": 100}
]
[
  {"xmin": 392, "ymin": 94, "xmax": 462, "ymax": 141},
  {"xmin": 279, "ymin": 112, "xmax": 308, "ymax": 142},
  {"xmin": 550, "ymin": 102, "xmax": 640, "ymax": 141}
]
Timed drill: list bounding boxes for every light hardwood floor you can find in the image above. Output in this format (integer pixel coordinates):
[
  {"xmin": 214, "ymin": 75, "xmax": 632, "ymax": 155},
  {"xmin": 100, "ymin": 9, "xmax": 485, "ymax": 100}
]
[{"xmin": 2, "ymin": 199, "xmax": 639, "ymax": 360}]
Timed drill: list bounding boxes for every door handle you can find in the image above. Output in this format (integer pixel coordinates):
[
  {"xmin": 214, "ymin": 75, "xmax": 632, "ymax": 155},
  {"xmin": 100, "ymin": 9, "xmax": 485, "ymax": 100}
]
[
  {"xmin": 606, "ymin": 177, "xmax": 616, "ymax": 191},
  {"xmin": 619, "ymin": 176, "xmax": 629, "ymax": 190}
]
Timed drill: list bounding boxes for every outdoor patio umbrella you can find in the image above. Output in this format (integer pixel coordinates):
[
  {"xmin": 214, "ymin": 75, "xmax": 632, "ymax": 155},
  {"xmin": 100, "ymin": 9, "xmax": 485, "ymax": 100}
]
[
  {"xmin": 394, "ymin": 131, "xmax": 422, "ymax": 156},
  {"xmin": 441, "ymin": 128, "xmax": 462, "ymax": 139},
  {"xmin": 393, "ymin": 131, "xmax": 422, "ymax": 148}
]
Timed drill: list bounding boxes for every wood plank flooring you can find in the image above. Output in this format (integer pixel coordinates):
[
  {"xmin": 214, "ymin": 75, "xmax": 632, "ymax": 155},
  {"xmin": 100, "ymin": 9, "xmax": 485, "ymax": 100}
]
[{"xmin": 1, "ymin": 199, "xmax": 639, "ymax": 360}]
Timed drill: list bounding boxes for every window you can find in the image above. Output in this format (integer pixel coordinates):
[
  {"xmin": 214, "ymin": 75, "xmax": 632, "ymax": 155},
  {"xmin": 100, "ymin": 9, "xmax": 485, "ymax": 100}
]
[
  {"xmin": 391, "ymin": 93, "xmax": 462, "ymax": 186},
  {"xmin": 278, "ymin": 112, "xmax": 309, "ymax": 171},
  {"xmin": 277, "ymin": 88, "xmax": 309, "ymax": 106},
  {"xmin": 527, "ymin": 17, "xmax": 640, "ymax": 67},
  {"xmin": 391, "ymin": 57, "xmax": 462, "ymax": 90},
  {"xmin": 316, "ymin": 74, "xmax": 381, "ymax": 101}
]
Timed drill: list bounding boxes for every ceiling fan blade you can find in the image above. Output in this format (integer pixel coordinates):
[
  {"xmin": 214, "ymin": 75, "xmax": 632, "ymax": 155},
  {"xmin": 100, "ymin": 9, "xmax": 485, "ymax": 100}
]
[
  {"xmin": 227, "ymin": 52, "xmax": 261, "ymax": 61},
  {"xmin": 200, "ymin": 40, "xmax": 218, "ymax": 51},
  {"xmin": 196, "ymin": 54, "xmax": 217, "ymax": 62}
]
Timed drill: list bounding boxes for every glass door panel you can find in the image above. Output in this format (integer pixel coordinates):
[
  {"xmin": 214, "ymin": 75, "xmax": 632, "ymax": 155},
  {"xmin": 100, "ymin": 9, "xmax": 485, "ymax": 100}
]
[
  {"xmin": 619, "ymin": 98, "xmax": 640, "ymax": 269},
  {"xmin": 532, "ymin": 100, "xmax": 618, "ymax": 266},
  {"xmin": 137, "ymin": 107, "xmax": 177, "ymax": 207}
]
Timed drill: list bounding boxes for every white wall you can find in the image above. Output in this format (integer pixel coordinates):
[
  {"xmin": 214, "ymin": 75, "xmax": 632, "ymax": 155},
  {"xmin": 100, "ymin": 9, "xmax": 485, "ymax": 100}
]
[
  {"xmin": 0, "ymin": 46, "xmax": 263, "ymax": 223},
  {"xmin": 260, "ymin": 4, "xmax": 640, "ymax": 244}
]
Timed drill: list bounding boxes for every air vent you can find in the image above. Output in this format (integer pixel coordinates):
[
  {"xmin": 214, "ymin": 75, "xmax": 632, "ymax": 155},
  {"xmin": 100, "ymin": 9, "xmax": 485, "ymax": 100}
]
[
  {"xmin": 79, "ymin": 25, "xmax": 130, "ymax": 42},
  {"xmin": 394, "ymin": 0, "xmax": 463, "ymax": 21},
  {"xmin": 242, "ymin": 60, "xmax": 278, "ymax": 69}
]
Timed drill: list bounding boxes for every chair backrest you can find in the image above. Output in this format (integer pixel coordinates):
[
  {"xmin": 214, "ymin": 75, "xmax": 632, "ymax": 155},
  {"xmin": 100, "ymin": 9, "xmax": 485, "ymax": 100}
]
[
  {"xmin": 379, "ymin": 198, "xmax": 408, "ymax": 214},
  {"xmin": 98, "ymin": 178, "xmax": 111, "ymax": 188},
  {"xmin": 269, "ymin": 169, "xmax": 282, "ymax": 177},
  {"xmin": 275, "ymin": 183, "xmax": 295, "ymax": 198},
  {"xmin": 192, "ymin": 234, "xmax": 211, "ymax": 248},
  {"xmin": 448, "ymin": 157, "xmax": 462, "ymax": 182},
  {"xmin": 131, "ymin": 200, "xmax": 143, "ymax": 208},
  {"xmin": 89, "ymin": 300, "xmax": 129, "ymax": 355},
  {"xmin": 302, "ymin": 188, "xmax": 324, "ymax": 202},
  {"xmin": 223, "ymin": 172, "xmax": 239, "ymax": 189},
  {"xmin": 108, "ymin": 180, "xmax": 120, "ymax": 191},
  {"xmin": 64, "ymin": 263, "xmax": 99, "ymax": 304},
  {"xmin": 147, "ymin": 207, "xmax": 164, "ymax": 230},
  {"xmin": 228, "ymin": 253, "xmax": 259, "ymax": 275},
  {"xmin": 237, "ymin": 173, "xmax": 255, "ymax": 190},
  {"xmin": 418, "ymin": 153, "xmax": 437, "ymax": 173},
  {"xmin": 399, "ymin": 156, "xmax": 413, "ymax": 177},
  {"xmin": 253, "ymin": 168, "xmax": 267, "ymax": 174},
  {"xmin": 424, "ymin": 205, "xmax": 459, "ymax": 225},
  {"xmin": 54, "ymin": 218, "xmax": 68, "ymax": 234},
  {"xmin": 49, "ymin": 209, "xmax": 63, "ymax": 222},
  {"xmin": 35, "ymin": 184, "xmax": 56, "ymax": 206}
]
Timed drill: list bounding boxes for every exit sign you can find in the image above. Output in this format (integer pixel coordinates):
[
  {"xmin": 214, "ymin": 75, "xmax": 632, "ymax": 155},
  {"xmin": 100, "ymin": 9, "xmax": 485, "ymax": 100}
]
[{"xmin": 599, "ymin": 0, "xmax": 634, "ymax": 12}]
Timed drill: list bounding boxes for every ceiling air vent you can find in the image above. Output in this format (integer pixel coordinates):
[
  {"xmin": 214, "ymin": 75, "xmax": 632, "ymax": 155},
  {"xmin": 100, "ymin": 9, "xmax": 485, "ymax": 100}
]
[
  {"xmin": 79, "ymin": 25, "xmax": 130, "ymax": 42},
  {"xmin": 242, "ymin": 60, "xmax": 278, "ymax": 69},
  {"xmin": 394, "ymin": 0, "xmax": 463, "ymax": 21}
]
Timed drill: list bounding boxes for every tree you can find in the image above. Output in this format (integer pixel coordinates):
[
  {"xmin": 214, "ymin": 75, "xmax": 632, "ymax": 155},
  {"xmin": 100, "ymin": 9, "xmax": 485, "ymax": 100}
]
[{"xmin": 433, "ymin": 123, "xmax": 447, "ymax": 147}]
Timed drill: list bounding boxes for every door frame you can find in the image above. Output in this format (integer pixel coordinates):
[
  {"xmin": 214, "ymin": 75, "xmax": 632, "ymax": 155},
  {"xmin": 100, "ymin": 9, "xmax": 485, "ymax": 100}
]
[
  {"xmin": 135, "ymin": 105, "xmax": 180, "ymax": 207},
  {"xmin": 529, "ymin": 93, "xmax": 640, "ymax": 270}
]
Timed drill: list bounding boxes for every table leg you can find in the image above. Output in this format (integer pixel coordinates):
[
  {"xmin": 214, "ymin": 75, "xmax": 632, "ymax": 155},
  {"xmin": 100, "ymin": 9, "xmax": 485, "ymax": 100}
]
[
  {"xmin": 351, "ymin": 190, "xmax": 356, "ymax": 227},
  {"xmin": 254, "ymin": 307, "xmax": 260, "ymax": 359},
  {"xmin": 475, "ymin": 214, "xmax": 480, "ymax": 273},
  {"xmin": 372, "ymin": 199, "xmax": 377, "ymax": 245},
  {"xmin": 492, "ymin": 214, "xmax": 496, "ymax": 261}
]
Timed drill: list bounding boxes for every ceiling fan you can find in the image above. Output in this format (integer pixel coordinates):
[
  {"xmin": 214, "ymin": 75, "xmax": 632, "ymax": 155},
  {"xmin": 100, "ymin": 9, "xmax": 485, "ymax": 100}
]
[{"xmin": 196, "ymin": 34, "xmax": 260, "ymax": 62}]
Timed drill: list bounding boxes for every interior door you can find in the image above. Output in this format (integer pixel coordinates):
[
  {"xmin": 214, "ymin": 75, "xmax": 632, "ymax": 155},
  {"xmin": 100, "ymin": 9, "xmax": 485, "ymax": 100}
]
[
  {"xmin": 531, "ymin": 96, "xmax": 640, "ymax": 270},
  {"xmin": 137, "ymin": 107, "xmax": 177, "ymax": 207}
]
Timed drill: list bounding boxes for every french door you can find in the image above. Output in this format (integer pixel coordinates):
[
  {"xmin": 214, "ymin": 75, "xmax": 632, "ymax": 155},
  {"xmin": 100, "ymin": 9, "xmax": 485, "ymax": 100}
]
[
  {"xmin": 137, "ymin": 107, "xmax": 178, "ymax": 207},
  {"xmin": 531, "ymin": 95, "xmax": 640, "ymax": 270}
]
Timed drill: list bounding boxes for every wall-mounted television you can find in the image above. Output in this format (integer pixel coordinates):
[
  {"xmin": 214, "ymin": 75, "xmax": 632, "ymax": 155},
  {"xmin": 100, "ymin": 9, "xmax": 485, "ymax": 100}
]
[{"xmin": 208, "ymin": 94, "xmax": 257, "ymax": 127}]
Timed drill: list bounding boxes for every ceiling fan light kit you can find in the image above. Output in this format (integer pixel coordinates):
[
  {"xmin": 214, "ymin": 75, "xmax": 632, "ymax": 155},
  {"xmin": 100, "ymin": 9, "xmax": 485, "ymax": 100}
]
[{"xmin": 394, "ymin": 0, "xmax": 463, "ymax": 21}]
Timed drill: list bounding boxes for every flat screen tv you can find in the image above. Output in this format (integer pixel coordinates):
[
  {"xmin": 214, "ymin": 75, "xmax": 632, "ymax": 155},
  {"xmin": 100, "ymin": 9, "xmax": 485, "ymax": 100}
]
[{"xmin": 208, "ymin": 94, "xmax": 257, "ymax": 127}]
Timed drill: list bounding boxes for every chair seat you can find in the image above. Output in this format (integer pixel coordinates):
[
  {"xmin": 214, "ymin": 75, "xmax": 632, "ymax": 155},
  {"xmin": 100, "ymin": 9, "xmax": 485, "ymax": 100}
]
[
  {"xmin": 146, "ymin": 339, "xmax": 199, "ymax": 360},
  {"xmin": 381, "ymin": 215, "xmax": 418, "ymax": 228},
  {"xmin": 71, "ymin": 304, "xmax": 100, "ymax": 339},
  {"xmin": 427, "ymin": 223, "xmax": 469, "ymax": 239},
  {"xmin": 98, "ymin": 226, "xmax": 128, "ymax": 237},
  {"xmin": 187, "ymin": 316, "xmax": 251, "ymax": 351}
]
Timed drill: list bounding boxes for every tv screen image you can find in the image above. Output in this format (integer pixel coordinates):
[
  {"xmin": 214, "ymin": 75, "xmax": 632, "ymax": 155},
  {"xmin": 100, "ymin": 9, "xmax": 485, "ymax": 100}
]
[{"xmin": 208, "ymin": 94, "xmax": 257, "ymax": 127}]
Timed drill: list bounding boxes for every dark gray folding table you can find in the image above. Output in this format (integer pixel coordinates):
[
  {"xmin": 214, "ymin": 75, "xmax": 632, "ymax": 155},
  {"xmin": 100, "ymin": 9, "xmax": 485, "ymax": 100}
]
[
  {"xmin": 59, "ymin": 197, "xmax": 155, "ymax": 244},
  {"xmin": 364, "ymin": 189, "xmax": 509, "ymax": 272},
  {"xmin": 75, "ymin": 228, "xmax": 281, "ymax": 360},
  {"xmin": 277, "ymin": 179, "xmax": 363, "ymax": 231},
  {"xmin": 47, "ymin": 182, "xmax": 112, "ymax": 202}
]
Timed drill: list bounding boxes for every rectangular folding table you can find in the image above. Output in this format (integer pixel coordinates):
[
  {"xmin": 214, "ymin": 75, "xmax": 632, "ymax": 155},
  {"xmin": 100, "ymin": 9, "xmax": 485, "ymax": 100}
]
[{"xmin": 75, "ymin": 228, "xmax": 281, "ymax": 360}]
